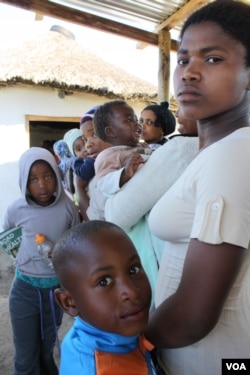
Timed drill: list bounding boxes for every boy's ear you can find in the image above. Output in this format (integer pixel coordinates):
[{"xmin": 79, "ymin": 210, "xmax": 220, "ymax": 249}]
[
  {"xmin": 105, "ymin": 126, "xmax": 117, "ymax": 139},
  {"xmin": 54, "ymin": 288, "xmax": 78, "ymax": 317}
]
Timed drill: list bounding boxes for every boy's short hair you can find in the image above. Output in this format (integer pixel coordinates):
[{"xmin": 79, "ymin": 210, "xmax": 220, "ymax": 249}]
[{"xmin": 52, "ymin": 220, "xmax": 126, "ymax": 284}]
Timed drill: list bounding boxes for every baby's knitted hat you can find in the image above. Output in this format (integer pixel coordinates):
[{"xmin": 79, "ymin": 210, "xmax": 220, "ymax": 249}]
[
  {"xmin": 80, "ymin": 105, "xmax": 100, "ymax": 126},
  {"xmin": 63, "ymin": 129, "xmax": 82, "ymax": 156},
  {"xmin": 53, "ymin": 140, "xmax": 71, "ymax": 159}
]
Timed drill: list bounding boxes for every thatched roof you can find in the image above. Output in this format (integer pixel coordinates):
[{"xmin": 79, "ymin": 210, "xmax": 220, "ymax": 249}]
[{"xmin": 0, "ymin": 29, "xmax": 158, "ymax": 101}]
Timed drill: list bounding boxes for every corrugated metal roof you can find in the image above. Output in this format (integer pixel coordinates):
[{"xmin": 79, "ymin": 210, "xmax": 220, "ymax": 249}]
[
  {"xmin": 2, "ymin": 0, "xmax": 215, "ymax": 46},
  {"xmin": 51, "ymin": 0, "xmax": 189, "ymax": 33}
]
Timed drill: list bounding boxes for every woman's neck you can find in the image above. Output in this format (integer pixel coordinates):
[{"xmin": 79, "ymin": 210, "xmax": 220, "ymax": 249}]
[{"xmin": 198, "ymin": 93, "xmax": 250, "ymax": 150}]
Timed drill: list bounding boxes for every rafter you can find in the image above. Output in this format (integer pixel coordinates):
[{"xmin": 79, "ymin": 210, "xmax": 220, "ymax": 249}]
[
  {"xmin": 155, "ymin": 0, "xmax": 209, "ymax": 31},
  {"xmin": 0, "ymin": 0, "xmax": 181, "ymax": 50}
]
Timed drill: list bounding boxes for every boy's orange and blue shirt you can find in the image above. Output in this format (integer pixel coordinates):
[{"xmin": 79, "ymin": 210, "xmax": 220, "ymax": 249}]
[{"xmin": 59, "ymin": 317, "xmax": 156, "ymax": 374}]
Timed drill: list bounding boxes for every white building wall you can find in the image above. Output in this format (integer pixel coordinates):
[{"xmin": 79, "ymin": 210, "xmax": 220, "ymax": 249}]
[{"xmin": 0, "ymin": 85, "xmax": 148, "ymax": 163}]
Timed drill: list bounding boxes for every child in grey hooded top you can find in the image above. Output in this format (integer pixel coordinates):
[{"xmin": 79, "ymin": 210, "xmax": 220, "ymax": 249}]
[{"xmin": 3, "ymin": 147, "xmax": 80, "ymax": 375}]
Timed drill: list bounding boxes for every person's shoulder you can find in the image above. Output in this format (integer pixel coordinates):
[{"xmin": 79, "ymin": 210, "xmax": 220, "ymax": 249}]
[
  {"xmin": 145, "ymin": 135, "xmax": 198, "ymax": 168},
  {"xmin": 100, "ymin": 145, "xmax": 130, "ymax": 154},
  {"xmin": 213, "ymin": 128, "xmax": 250, "ymax": 158},
  {"xmin": 95, "ymin": 147, "xmax": 121, "ymax": 165},
  {"xmin": 6, "ymin": 197, "xmax": 25, "ymax": 210},
  {"xmin": 84, "ymin": 157, "xmax": 95, "ymax": 166},
  {"xmin": 168, "ymin": 134, "xmax": 198, "ymax": 140},
  {"xmin": 58, "ymin": 191, "xmax": 79, "ymax": 210},
  {"xmin": 154, "ymin": 134, "xmax": 198, "ymax": 152},
  {"xmin": 95, "ymin": 147, "xmax": 112, "ymax": 161},
  {"xmin": 228, "ymin": 127, "xmax": 250, "ymax": 141},
  {"xmin": 60, "ymin": 325, "xmax": 86, "ymax": 374}
]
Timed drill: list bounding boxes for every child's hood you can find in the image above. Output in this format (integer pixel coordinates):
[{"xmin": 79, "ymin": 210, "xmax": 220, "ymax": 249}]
[{"xmin": 18, "ymin": 147, "xmax": 63, "ymax": 204}]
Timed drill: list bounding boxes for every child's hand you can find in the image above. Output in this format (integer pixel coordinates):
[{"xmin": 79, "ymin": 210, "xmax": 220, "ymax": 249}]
[
  {"xmin": 120, "ymin": 153, "xmax": 144, "ymax": 187},
  {"xmin": 138, "ymin": 141, "xmax": 150, "ymax": 148}
]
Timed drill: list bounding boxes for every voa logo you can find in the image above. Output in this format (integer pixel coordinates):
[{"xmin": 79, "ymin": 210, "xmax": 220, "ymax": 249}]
[
  {"xmin": 222, "ymin": 359, "xmax": 250, "ymax": 373},
  {"xmin": 226, "ymin": 363, "xmax": 246, "ymax": 370}
]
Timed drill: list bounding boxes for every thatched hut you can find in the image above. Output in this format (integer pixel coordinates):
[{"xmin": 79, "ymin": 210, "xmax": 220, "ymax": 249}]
[
  {"xmin": 0, "ymin": 25, "xmax": 160, "ymax": 99},
  {"xmin": 0, "ymin": 27, "xmax": 158, "ymax": 101}
]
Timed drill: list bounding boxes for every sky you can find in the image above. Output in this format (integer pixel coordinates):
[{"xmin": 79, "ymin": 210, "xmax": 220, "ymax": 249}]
[{"xmin": 0, "ymin": 3, "xmax": 177, "ymax": 92}]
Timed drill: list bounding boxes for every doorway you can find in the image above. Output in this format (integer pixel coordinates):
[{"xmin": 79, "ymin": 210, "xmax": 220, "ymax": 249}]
[{"xmin": 29, "ymin": 119, "xmax": 80, "ymax": 148}]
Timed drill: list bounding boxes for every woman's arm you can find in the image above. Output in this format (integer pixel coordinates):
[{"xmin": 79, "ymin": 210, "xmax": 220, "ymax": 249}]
[
  {"xmin": 73, "ymin": 157, "xmax": 95, "ymax": 181},
  {"xmin": 105, "ymin": 137, "xmax": 198, "ymax": 231},
  {"xmin": 74, "ymin": 175, "xmax": 90, "ymax": 221},
  {"xmin": 146, "ymin": 239, "xmax": 245, "ymax": 348}
]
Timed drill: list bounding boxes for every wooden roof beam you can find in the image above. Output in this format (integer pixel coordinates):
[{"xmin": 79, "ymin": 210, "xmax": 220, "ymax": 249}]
[
  {"xmin": 0, "ymin": 0, "xmax": 157, "ymax": 45},
  {"xmin": 155, "ymin": 0, "xmax": 209, "ymax": 32},
  {"xmin": 0, "ymin": 0, "xmax": 178, "ymax": 50}
]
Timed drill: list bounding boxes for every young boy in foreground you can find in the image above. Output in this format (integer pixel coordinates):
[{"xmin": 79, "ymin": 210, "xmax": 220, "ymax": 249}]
[{"xmin": 52, "ymin": 220, "xmax": 156, "ymax": 374}]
